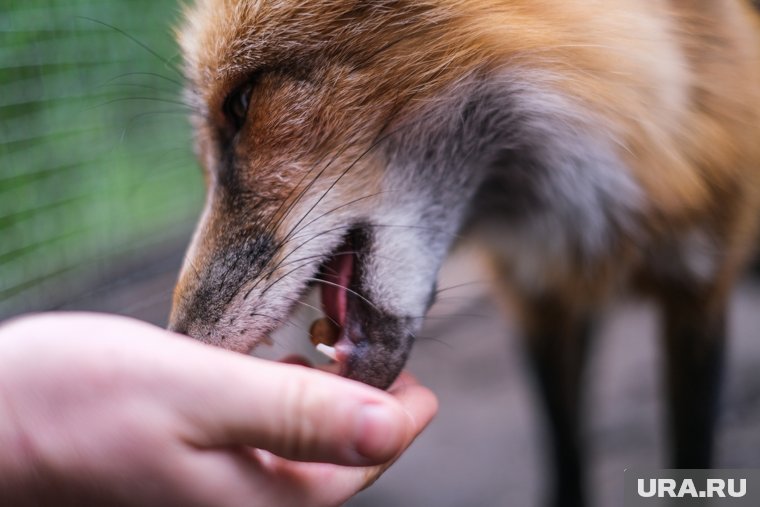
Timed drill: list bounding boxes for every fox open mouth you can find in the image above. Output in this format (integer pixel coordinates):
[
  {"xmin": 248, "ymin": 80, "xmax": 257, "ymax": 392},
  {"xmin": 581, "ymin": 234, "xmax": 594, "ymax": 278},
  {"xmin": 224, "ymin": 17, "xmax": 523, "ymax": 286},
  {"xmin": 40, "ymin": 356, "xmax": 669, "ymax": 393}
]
[
  {"xmin": 312, "ymin": 238, "xmax": 355, "ymax": 363},
  {"xmin": 306, "ymin": 228, "xmax": 415, "ymax": 390}
]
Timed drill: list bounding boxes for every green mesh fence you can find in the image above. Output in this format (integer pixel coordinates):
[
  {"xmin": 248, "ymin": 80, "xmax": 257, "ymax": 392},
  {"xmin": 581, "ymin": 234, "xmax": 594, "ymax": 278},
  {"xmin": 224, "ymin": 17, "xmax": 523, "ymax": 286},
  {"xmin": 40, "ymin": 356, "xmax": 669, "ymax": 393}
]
[{"xmin": 0, "ymin": 1, "xmax": 204, "ymax": 317}]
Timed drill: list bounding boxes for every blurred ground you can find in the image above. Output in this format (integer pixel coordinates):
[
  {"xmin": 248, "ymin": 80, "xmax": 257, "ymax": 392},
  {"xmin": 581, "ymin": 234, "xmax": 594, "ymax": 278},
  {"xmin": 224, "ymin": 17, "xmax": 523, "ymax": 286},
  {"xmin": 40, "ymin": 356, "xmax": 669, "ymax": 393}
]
[{"xmin": 49, "ymin": 243, "xmax": 760, "ymax": 507}]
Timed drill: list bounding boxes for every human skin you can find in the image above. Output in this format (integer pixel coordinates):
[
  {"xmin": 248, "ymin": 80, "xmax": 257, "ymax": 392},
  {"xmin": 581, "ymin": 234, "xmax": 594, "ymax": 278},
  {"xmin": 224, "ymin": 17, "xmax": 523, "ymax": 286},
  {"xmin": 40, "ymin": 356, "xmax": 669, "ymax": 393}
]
[{"xmin": 0, "ymin": 313, "xmax": 437, "ymax": 507}]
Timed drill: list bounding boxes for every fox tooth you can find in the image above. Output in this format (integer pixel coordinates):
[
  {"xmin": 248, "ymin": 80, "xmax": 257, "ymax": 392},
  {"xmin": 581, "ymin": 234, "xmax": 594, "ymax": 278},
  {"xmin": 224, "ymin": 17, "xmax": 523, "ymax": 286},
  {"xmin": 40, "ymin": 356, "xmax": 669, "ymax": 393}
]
[{"xmin": 316, "ymin": 343, "xmax": 338, "ymax": 361}]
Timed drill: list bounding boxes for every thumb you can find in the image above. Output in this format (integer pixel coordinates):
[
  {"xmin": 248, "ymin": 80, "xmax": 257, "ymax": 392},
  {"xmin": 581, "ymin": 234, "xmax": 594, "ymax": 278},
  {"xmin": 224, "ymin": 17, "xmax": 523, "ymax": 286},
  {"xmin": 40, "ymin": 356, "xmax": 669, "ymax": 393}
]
[{"xmin": 171, "ymin": 348, "xmax": 413, "ymax": 466}]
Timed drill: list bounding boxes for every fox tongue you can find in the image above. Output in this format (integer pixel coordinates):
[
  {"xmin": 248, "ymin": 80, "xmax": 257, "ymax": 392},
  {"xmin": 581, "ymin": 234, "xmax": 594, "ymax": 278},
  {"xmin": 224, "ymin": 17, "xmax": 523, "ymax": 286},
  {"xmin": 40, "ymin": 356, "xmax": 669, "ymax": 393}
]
[{"xmin": 320, "ymin": 250, "xmax": 353, "ymax": 329}]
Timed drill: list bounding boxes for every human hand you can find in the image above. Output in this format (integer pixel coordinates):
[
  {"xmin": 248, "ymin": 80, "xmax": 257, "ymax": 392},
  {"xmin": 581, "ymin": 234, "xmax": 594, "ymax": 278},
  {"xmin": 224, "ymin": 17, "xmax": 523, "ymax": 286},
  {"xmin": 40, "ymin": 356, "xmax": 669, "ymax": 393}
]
[{"xmin": 0, "ymin": 313, "xmax": 437, "ymax": 507}]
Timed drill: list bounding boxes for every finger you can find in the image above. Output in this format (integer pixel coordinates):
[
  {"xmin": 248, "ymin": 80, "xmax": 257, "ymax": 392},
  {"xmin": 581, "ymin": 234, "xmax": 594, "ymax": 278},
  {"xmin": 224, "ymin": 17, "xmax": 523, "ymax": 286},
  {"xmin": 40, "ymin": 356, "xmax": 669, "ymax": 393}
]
[
  {"xmin": 175, "ymin": 379, "xmax": 438, "ymax": 507},
  {"xmin": 12, "ymin": 314, "xmax": 430, "ymax": 469},
  {"xmin": 167, "ymin": 347, "xmax": 419, "ymax": 467},
  {"xmin": 357, "ymin": 378, "xmax": 438, "ymax": 485},
  {"xmin": 266, "ymin": 378, "xmax": 438, "ymax": 506}
]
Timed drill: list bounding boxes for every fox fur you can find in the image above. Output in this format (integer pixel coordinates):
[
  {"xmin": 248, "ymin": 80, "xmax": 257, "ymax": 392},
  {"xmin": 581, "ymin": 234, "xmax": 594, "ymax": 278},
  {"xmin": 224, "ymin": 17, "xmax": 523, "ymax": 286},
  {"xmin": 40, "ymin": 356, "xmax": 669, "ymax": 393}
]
[{"xmin": 170, "ymin": 2, "xmax": 760, "ymax": 504}]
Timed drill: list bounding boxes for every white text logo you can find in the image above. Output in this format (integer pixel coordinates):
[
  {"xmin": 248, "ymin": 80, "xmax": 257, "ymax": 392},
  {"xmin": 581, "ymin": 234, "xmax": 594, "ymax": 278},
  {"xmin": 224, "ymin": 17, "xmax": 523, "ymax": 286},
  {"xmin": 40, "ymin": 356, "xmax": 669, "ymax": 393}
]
[{"xmin": 637, "ymin": 478, "xmax": 747, "ymax": 499}]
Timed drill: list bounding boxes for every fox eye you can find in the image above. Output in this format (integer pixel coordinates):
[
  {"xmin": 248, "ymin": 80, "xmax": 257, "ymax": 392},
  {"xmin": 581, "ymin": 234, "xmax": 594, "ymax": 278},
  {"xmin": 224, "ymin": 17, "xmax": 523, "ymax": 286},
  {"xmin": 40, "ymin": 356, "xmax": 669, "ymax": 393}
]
[{"xmin": 224, "ymin": 83, "xmax": 254, "ymax": 130}]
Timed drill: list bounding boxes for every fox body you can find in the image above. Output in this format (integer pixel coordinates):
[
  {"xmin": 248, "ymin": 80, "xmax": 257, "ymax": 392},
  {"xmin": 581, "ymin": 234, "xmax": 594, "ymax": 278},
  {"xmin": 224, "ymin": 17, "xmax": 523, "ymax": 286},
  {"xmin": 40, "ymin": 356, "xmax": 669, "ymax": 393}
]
[{"xmin": 169, "ymin": 1, "xmax": 760, "ymax": 504}]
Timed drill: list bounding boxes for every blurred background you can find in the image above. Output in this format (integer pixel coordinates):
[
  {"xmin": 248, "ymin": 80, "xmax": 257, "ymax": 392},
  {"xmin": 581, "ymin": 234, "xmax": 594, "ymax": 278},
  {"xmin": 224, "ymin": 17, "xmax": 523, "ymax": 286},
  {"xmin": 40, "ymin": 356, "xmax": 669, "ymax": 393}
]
[
  {"xmin": 0, "ymin": 0, "xmax": 203, "ymax": 319},
  {"xmin": 2, "ymin": 2, "xmax": 759, "ymax": 507}
]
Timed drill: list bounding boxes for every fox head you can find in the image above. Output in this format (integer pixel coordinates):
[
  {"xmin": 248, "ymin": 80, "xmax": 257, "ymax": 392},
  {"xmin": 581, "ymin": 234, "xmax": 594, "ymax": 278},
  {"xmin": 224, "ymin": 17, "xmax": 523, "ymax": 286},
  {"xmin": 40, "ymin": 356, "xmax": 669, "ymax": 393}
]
[
  {"xmin": 169, "ymin": 1, "xmax": 492, "ymax": 389},
  {"xmin": 168, "ymin": 0, "xmax": 658, "ymax": 388}
]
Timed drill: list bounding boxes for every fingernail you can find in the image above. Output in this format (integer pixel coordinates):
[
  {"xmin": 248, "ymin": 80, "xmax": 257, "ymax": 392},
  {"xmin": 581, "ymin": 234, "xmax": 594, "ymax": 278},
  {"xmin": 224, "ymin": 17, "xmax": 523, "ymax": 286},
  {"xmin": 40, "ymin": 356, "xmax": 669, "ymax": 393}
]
[{"xmin": 353, "ymin": 404, "xmax": 404, "ymax": 462}]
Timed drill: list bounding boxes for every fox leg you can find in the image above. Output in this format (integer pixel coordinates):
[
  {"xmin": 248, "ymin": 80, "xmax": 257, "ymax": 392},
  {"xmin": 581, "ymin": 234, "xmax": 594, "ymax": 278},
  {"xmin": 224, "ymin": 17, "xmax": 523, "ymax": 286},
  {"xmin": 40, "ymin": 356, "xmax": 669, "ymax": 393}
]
[
  {"xmin": 656, "ymin": 282, "xmax": 727, "ymax": 468},
  {"xmin": 517, "ymin": 291, "xmax": 595, "ymax": 507}
]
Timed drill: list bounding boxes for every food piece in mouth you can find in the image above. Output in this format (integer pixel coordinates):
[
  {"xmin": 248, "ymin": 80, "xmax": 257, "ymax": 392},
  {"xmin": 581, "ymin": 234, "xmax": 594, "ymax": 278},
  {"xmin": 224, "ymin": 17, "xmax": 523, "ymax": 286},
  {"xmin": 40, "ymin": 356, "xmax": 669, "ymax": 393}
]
[
  {"xmin": 309, "ymin": 317, "xmax": 340, "ymax": 347},
  {"xmin": 309, "ymin": 244, "xmax": 354, "ymax": 365},
  {"xmin": 310, "ymin": 318, "xmax": 341, "ymax": 362}
]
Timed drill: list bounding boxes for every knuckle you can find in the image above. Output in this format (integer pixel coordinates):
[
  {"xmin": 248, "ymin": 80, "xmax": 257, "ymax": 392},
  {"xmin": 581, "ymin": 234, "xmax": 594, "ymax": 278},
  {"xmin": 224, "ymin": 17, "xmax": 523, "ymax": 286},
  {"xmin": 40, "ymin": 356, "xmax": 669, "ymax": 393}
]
[{"xmin": 279, "ymin": 373, "xmax": 322, "ymax": 457}]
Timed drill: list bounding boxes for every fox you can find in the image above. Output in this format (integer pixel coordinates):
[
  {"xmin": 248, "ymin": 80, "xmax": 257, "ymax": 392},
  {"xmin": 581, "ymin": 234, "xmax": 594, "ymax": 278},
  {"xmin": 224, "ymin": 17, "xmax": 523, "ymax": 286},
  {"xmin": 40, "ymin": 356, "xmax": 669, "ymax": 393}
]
[{"xmin": 168, "ymin": 0, "xmax": 760, "ymax": 505}]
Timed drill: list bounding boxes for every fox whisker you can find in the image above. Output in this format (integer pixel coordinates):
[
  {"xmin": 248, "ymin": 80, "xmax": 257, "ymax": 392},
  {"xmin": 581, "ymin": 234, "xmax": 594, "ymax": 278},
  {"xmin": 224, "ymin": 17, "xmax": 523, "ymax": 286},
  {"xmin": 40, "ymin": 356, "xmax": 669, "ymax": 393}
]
[
  {"xmin": 101, "ymin": 71, "xmax": 186, "ymax": 90},
  {"xmin": 77, "ymin": 16, "xmax": 185, "ymax": 79},
  {"xmin": 290, "ymin": 191, "xmax": 389, "ymax": 238}
]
